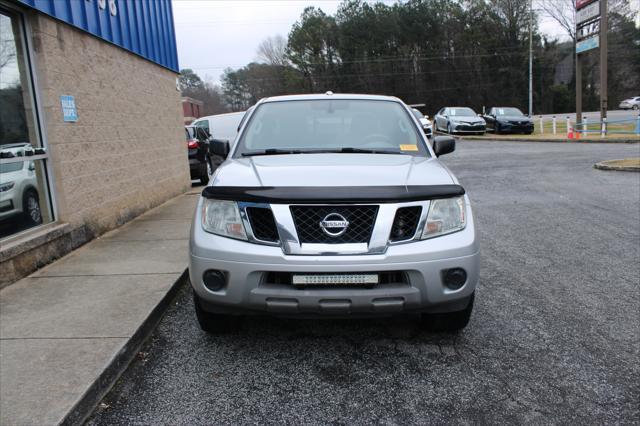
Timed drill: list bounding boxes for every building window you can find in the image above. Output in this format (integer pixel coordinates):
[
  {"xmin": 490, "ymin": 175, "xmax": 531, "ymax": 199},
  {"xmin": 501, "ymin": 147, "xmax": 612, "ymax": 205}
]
[{"xmin": 0, "ymin": 7, "xmax": 54, "ymax": 240}]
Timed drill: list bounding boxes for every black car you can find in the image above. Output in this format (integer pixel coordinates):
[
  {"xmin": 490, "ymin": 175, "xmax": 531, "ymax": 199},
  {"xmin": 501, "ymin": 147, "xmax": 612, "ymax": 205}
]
[
  {"xmin": 186, "ymin": 126, "xmax": 216, "ymax": 184},
  {"xmin": 483, "ymin": 107, "xmax": 534, "ymax": 134}
]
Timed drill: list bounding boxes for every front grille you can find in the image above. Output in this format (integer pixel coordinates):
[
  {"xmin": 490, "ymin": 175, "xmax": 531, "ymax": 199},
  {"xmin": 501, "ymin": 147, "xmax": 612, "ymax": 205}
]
[
  {"xmin": 389, "ymin": 206, "xmax": 422, "ymax": 242},
  {"xmin": 263, "ymin": 271, "xmax": 409, "ymax": 288},
  {"xmin": 458, "ymin": 124, "xmax": 484, "ymax": 131},
  {"xmin": 290, "ymin": 205, "xmax": 378, "ymax": 244},
  {"xmin": 246, "ymin": 207, "xmax": 279, "ymax": 242}
]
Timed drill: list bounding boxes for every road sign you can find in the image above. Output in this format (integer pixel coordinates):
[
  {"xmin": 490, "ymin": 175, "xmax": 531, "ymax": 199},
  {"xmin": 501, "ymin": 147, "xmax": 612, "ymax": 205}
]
[
  {"xmin": 577, "ymin": 0, "xmax": 600, "ymax": 24},
  {"xmin": 576, "ymin": 36, "xmax": 600, "ymax": 53},
  {"xmin": 577, "ymin": 19, "xmax": 600, "ymax": 40},
  {"xmin": 576, "ymin": 0, "xmax": 597, "ymax": 9}
]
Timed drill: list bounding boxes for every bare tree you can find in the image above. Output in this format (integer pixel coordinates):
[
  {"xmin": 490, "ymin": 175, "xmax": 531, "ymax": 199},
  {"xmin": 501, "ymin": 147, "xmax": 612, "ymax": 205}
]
[
  {"xmin": 538, "ymin": 0, "xmax": 632, "ymax": 43},
  {"xmin": 0, "ymin": 24, "xmax": 17, "ymax": 73},
  {"xmin": 538, "ymin": 0, "xmax": 576, "ymax": 42},
  {"xmin": 256, "ymin": 35, "xmax": 288, "ymax": 66}
]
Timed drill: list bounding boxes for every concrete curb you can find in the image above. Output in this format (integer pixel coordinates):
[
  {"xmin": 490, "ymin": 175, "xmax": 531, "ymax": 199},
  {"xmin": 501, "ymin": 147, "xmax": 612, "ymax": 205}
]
[
  {"xmin": 594, "ymin": 160, "xmax": 640, "ymax": 172},
  {"xmin": 60, "ymin": 270, "xmax": 188, "ymax": 426},
  {"xmin": 457, "ymin": 136, "xmax": 639, "ymax": 143}
]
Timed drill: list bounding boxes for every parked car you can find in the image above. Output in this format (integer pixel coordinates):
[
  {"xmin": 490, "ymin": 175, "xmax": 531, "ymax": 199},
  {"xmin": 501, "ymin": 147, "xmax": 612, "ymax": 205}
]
[
  {"xmin": 0, "ymin": 143, "xmax": 42, "ymax": 227},
  {"xmin": 186, "ymin": 126, "xmax": 216, "ymax": 184},
  {"xmin": 482, "ymin": 107, "xmax": 534, "ymax": 134},
  {"xmin": 411, "ymin": 108, "xmax": 433, "ymax": 137},
  {"xmin": 192, "ymin": 111, "xmax": 246, "ymax": 142},
  {"xmin": 190, "ymin": 93, "xmax": 479, "ymax": 334},
  {"xmin": 619, "ymin": 96, "xmax": 640, "ymax": 110},
  {"xmin": 434, "ymin": 107, "xmax": 486, "ymax": 135}
]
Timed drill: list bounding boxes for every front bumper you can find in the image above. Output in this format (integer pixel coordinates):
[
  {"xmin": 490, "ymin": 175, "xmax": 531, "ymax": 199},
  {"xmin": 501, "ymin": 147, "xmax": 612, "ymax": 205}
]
[
  {"xmin": 189, "ymin": 158, "xmax": 206, "ymax": 178},
  {"xmin": 498, "ymin": 122, "xmax": 534, "ymax": 133},
  {"xmin": 451, "ymin": 123, "xmax": 485, "ymax": 133},
  {"xmin": 189, "ymin": 198, "xmax": 479, "ymax": 317}
]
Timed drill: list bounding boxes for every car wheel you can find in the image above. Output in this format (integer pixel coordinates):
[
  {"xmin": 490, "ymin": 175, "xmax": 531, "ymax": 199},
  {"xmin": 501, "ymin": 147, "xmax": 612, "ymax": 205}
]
[
  {"xmin": 447, "ymin": 122, "xmax": 453, "ymax": 134},
  {"xmin": 23, "ymin": 189, "xmax": 42, "ymax": 226},
  {"xmin": 193, "ymin": 290, "xmax": 242, "ymax": 334},
  {"xmin": 525, "ymin": 130, "xmax": 533, "ymax": 135},
  {"xmin": 495, "ymin": 123, "xmax": 501, "ymax": 134},
  {"xmin": 200, "ymin": 159, "xmax": 212, "ymax": 185},
  {"xmin": 633, "ymin": 105, "xmax": 639, "ymax": 111},
  {"xmin": 420, "ymin": 292, "xmax": 474, "ymax": 333}
]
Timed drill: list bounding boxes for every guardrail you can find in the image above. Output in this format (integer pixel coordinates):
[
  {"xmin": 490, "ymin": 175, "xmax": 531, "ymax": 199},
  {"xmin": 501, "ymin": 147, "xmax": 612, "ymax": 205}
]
[{"xmin": 535, "ymin": 113, "xmax": 640, "ymax": 138}]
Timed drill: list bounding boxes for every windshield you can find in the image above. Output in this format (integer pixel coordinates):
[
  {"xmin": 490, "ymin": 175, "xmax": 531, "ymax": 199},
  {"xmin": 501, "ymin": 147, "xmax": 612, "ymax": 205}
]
[
  {"xmin": 495, "ymin": 107, "xmax": 524, "ymax": 116},
  {"xmin": 449, "ymin": 108, "xmax": 476, "ymax": 117},
  {"xmin": 235, "ymin": 99, "xmax": 427, "ymax": 157},
  {"xmin": 185, "ymin": 127, "xmax": 196, "ymax": 140}
]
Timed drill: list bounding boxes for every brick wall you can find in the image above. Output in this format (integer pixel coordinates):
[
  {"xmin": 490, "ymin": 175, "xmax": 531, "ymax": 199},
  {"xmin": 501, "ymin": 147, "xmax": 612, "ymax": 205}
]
[{"xmin": 30, "ymin": 13, "xmax": 190, "ymax": 235}]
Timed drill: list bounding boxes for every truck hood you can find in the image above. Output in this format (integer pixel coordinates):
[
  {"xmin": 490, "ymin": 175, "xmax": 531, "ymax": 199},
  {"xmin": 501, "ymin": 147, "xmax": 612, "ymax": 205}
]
[{"xmin": 211, "ymin": 154, "xmax": 455, "ymax": 188}]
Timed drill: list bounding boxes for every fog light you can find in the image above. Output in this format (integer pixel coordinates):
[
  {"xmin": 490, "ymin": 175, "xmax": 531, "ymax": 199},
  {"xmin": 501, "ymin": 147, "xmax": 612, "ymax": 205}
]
[
  {"xmin": 442, "ymin": 268, "xmax": 467, "ymax": 290},
  {"xmin": 203, "ymin": 270, "xmax": 226, "ymax": 292}
]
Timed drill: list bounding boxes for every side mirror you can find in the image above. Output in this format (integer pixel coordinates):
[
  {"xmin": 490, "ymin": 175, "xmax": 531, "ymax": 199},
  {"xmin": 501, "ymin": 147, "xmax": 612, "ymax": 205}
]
[
  {"xmin": 424, "ymin": 115, "xmax": 429, "ymax": 119},
  {"xmin": 433, "ymin": 136, "xmax": 455, "ymax": 157},
  {"xmin": 209, "ymin": 139, "xmax": 230, "ymax": 157}
]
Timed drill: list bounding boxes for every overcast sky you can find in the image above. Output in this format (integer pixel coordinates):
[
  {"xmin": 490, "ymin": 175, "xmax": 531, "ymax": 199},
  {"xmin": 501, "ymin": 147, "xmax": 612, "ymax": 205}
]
[{"xmin": 171, "ymin": 0, "xmax": 573, "ymax": 85}]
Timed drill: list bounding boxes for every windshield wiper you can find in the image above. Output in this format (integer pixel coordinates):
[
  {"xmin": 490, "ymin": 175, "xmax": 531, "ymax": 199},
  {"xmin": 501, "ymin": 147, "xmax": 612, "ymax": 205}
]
[
  {"xmin": 338, "ymin": 147, "xmax": 404, "ymax": 154},
  {"xmin": 240, "ymin": 147, "xmax": 406, "ymax": 157},
  {"xmin": 240, "ymin": 149, "xmax": 308, "ymax": 157}
]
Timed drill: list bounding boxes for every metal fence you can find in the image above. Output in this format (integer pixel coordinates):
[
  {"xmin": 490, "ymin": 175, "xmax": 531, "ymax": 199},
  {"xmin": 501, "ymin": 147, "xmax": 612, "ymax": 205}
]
[{"xmin": 535, "ymin": 113, "xmax": 640, "ymax": 138}]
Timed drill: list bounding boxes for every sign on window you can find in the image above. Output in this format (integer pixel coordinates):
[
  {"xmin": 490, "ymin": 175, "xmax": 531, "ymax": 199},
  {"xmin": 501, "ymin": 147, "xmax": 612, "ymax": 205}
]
[{"xmin": 60, "ymin": 95, "xmax": 78, "ymax": 122}]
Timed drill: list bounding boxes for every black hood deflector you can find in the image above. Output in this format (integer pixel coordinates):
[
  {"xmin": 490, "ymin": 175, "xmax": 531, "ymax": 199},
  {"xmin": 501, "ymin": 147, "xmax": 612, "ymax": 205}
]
[{"xmin": 201, "ymin": 185, "xmax": 465, "ymax": 204}]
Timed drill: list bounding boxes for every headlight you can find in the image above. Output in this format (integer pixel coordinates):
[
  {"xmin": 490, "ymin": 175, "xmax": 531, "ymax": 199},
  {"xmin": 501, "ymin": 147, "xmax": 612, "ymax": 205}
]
[
  {"xmin": 421, "ymin": 197, "xmax": 466, "ymax": 239},
  {"xmin": 201, "ymin": 199, "xmax": 247, "ymax": 240},
  {"xmin": 0, "ymin": 181, "xmax": 15, "ymax": 192}
]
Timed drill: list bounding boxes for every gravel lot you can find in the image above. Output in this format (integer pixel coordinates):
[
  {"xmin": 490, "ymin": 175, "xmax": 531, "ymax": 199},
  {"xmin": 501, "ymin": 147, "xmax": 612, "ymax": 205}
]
[{"xmin": 88, "ymin": 141, "xmax": 640, "ymax": 425}]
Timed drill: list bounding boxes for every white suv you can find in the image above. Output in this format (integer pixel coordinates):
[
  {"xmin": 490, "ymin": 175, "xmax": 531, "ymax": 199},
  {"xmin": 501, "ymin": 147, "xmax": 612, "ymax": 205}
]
[{"xmin": 0, "ymin": 144, "xmax": 42, "ymax": 227}]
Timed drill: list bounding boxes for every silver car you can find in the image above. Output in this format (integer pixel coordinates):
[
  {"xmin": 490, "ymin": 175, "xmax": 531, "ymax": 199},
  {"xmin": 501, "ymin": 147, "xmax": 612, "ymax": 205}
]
[
  {"xmin": 189, "ymin": 93, "xmax": 479, "ymax": 333},
  {"xmin": 619, "ymin": 96, "xmax": 640, "ymax": 110},
  {"xmin": 434, "ymin": 107, "xmax": 486, "ymax": 135}
]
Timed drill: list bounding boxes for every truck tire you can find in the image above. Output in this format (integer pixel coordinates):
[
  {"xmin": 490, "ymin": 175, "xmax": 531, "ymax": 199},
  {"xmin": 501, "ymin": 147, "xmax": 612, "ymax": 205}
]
[
  {"xmin": 193, "ymin": 290, "xmax": 242, "ymax": 334},
  {"xmin": 200, "ymin": 160, "xmax": 212, "ymax": 185},
  {"xmin": 421, "ymin": 292, "xmax": 474, "ymax": 332}
]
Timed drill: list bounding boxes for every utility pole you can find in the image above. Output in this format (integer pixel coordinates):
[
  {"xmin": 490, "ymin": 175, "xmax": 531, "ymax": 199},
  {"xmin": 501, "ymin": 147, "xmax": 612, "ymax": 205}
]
[
  {"xmin": 600, "ymin": 0, "xmax": 608, "ymax": 122},
  {"xmin": 576, "ymin": 50, "xmax": 582, "ymax": 125},
  {"xmin": 528, "ymin": 0, "xmax": 533, "ymax": 116}
]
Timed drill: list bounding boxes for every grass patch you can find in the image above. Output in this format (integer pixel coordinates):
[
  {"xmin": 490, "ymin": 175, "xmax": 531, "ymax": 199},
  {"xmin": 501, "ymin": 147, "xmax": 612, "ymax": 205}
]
[{"xmin": 601, "ymin": 158, "xmax": 640, "ymax": 167}]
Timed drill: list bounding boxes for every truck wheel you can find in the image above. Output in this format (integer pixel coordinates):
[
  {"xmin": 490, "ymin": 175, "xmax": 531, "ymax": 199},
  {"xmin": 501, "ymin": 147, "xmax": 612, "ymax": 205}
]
[
  {"xmin": 193, "ymin": 290, "xmax": 242, "ymax": 334},
  {"xmin": 23, "ymin": 189, "xmax": 42, "ymax": 226},
  {"xmin": 421, "ymin": 292, "xmax": 474, "ymax": 333}
]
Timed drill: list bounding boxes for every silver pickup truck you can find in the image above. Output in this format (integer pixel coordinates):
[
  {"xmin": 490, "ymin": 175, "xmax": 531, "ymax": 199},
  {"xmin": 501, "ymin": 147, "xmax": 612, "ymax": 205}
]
[{"xmin": 189, "ymin": 93, "xmax": 479, "ymax": 333}]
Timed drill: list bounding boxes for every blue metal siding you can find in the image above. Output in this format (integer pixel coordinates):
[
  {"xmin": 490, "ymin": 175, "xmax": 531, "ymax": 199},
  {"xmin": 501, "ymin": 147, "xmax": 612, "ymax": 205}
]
[{"xmin": 17, "ymin": 0, "xmax": 179, "ymax": 72}]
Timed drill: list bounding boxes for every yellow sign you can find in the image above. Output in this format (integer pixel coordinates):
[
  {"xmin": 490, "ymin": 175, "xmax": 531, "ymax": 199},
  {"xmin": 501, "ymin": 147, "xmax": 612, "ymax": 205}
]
[{"xmin": 399, "ymin": 144, "xmax": 418, "ymax": 151}]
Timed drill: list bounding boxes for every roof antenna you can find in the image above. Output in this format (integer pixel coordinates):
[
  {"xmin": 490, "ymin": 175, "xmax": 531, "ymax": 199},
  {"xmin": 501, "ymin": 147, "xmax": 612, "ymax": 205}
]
[{"xmin": 325, "ymin": 91, "xmax": 334, "ymax": 96}]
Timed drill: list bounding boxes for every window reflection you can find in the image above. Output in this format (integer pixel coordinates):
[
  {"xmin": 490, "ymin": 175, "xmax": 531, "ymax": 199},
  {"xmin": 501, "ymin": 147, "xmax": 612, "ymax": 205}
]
[{"xmin": 1, "ymin": 10, "xmax": 52, "ymax": 239}]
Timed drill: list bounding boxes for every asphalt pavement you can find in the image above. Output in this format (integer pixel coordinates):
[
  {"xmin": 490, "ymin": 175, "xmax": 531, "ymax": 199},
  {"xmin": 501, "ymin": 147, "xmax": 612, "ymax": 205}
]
[{"xmin": 88, "ymin": 140, "xmax": 640, "ymax": 425}]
